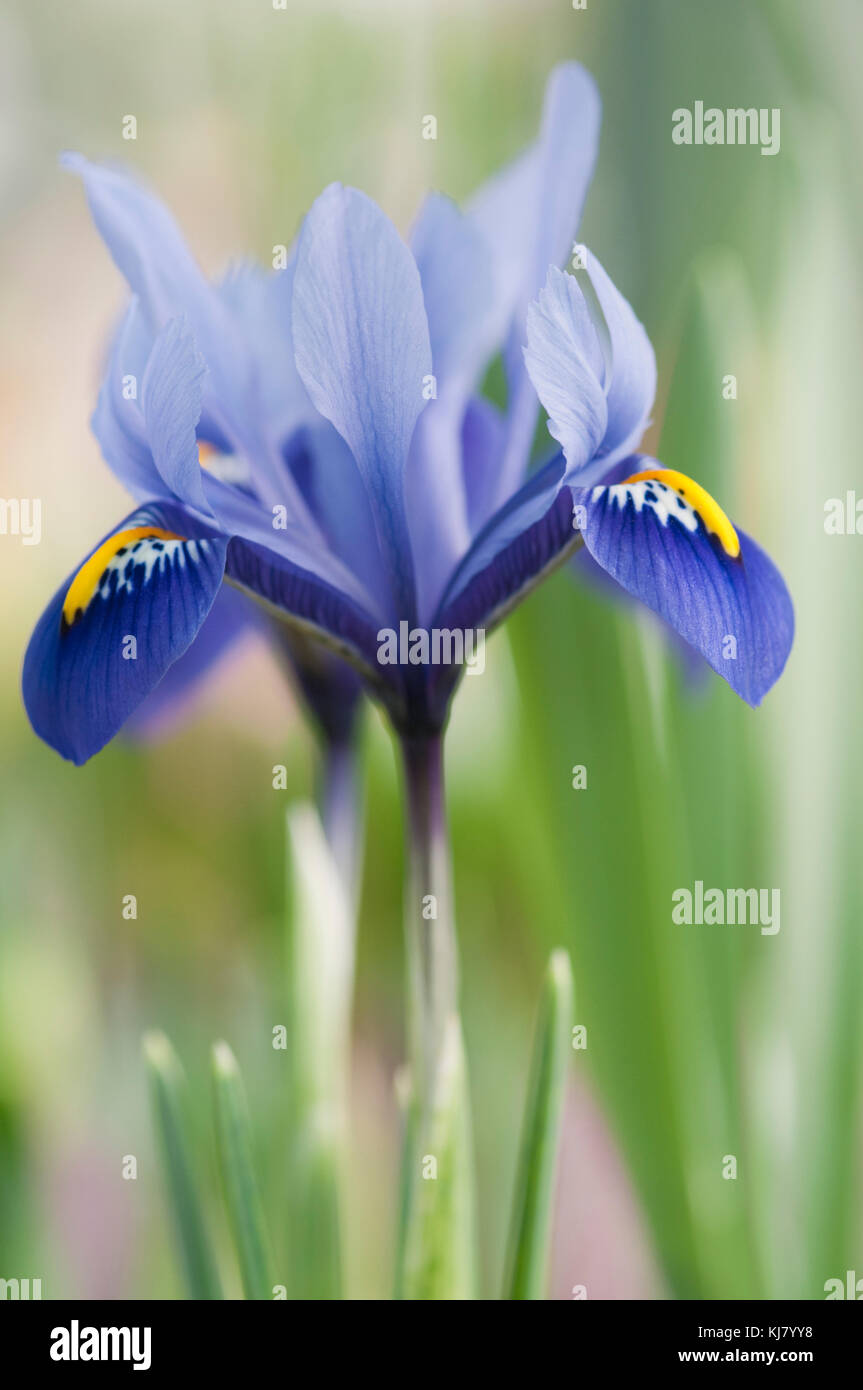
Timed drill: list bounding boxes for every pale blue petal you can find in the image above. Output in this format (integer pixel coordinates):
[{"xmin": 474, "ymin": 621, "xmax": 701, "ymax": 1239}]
[
  {"xmin": 524, "ymin": 266, "xmax": 608, "ymax": 474},
  {"xmin": 292, "ymin": 183, "xmax": 432, "ymax": 619}
]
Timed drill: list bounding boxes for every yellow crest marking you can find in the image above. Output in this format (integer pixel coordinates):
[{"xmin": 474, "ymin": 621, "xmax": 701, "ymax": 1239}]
[
  {"xmin": 623, "ymin": 468, "xmax": 740, "ymax": 558},
  {"xmin": 61, "ymin": 526, "xmax": 185, "ymax": 628}
]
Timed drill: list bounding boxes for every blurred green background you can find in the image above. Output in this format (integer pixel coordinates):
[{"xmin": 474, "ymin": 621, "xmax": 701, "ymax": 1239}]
[{"xmin": 1, "ymin": 0, "xmax": 862, "ymax": 1299}]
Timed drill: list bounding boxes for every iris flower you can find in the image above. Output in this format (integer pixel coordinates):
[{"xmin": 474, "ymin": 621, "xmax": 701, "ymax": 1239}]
[
  {"xmin": 22, "ymin": 55, "xmax": 792, "ymax": 1037},
  {"xmin": 21, "ymin": 63, "xmax": 793, "ymax": 1292},
  {"xmin": 24, "ymin": 68, "xmax": 594, "ymax": 768},
  {"xmin": 22, "ymin": 65, "xmax": 790, "ymax": 779}
]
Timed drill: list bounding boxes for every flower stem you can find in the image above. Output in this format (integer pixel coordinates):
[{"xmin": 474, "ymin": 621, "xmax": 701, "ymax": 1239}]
[
  {"xmin": 400, "ymin": 734, "xmax": 459, "ymax": 1113},
  {"xmin": 398, "ymin": 734, "xmax": 476, "ymax": 1299},
  {"xmin": 285, "ymin": 803, "xmax": 355, "ymax": 1299},
  {"xmin": 320, "ymin": 736, "xmax": 363, "ymax": 910}
]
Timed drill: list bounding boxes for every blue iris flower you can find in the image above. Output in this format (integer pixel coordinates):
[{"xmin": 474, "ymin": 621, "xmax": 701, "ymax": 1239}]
[{"xmin": 22, "ymin": 64, "xmax": 792, "ymax": 766}]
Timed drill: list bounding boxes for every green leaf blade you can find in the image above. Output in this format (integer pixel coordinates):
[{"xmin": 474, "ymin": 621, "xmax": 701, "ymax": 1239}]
[
  {"xmin": 143, "ymin": 1030, "xmax": 222, "ymax": 1301},
  {"xmin": 284, "ymin": 803, "xmax": 355, "ymax": 1299},
  {"xmin": 401, "ymin": 1015, "xmax": 477, "ymax": 1301},
  {"xmin": 503, "ymin": 950, "xmax": 574, "ymax": 1301},
  {"xmin": 212, "ymin": 1041, "xmax": 273, "ymax": 1301}
]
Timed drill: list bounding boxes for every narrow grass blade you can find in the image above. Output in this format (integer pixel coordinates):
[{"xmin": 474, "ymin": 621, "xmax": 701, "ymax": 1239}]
[
  {"xmin": 212, "ymin": 1041, "xmax": 273, "ymax": 1301},
  {"xmin": 503, "ymin": 949, "xmax": 574, "ymax": 1300},
  {"xmin": 393, "ymin": 1063, "xmax": 416, "ymax": 1299},
  {"xmin": 402, "ymin": 1015, "xmax": 477, "ymax": 1300},
  {"xmin": 143, "ymin": 1030, "xmax": 222, "ymax": 1300},
  {"xmin": 285, "ymin": 803, "xmax": 355, "ymax": 1299}
]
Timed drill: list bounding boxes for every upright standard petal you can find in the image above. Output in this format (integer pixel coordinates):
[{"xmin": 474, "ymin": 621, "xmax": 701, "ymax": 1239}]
[
  {"xmin": 407, "ymin": 194, "xmax": 500, "ymax": 615},
  {"xmin": 23, "ymin": 502, "xmax": 227, "ymax": 764},
  {"xmin": 523, "ymin": 63, "xmax": 602, "ymax": 320},
  {"xmin": 571, "ymin": 464, "xmax": 794, "ymax": 705},
  {"xmin": 469, "ymin": 63, "xmax": 600, "ymax": 349},
  {"xmin": 284, "ymin": 420, "xmax": 390, "ymax": 618},
  {"xmin": 577, "ymin": 251, "xmax": 656, "ymax": 466},
  {"xmin": 469, "ymin": 63, "xmax": 601, "ymax": 501},
  {"xmin": 525, "ymin": 262, "xmax": 655, "ymax": 482},
  {"xmin": 92, "ymin": 299, "xmax": 166, "ymax": 501},
  {"xmin": 62, "ymin": 155, "xmax": 292, "ymax": 506},
  {"xmin": 467, "ymin": 146, "xmax": 541, "ymax": 355},
  {"xmin": 292, "ymin": 183, "xmax": 432, "ymax": 620},
  {"xmin": 94, "ymin": 312, "xmax": 217, "ymax": 519},
  {"xmin": 140, "ymin": 316, "xmax": 212, "ymax": 515},
  {"xmin": 524, "ymin": 267, "xmax": 608, "ymax": 475},
  {"xmin": 99, "ymin": 312, "xmax": 381, "ymax": 629},
  {"xmin": 217, "ymin": 258, "xmax": 314, "ymax": 448},
  {"xmin": 461, "ymin": 396, "xmax": 508, "ymax": 536},
  {"xmin": 410, "ymin": 193, "xmax": 498, "ymax": 412}
]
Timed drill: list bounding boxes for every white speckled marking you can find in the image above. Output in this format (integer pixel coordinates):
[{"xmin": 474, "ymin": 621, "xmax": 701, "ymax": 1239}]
[
  {"xmin": 592, "ymin": 478, "xmax": 701, "ymax": 536},
  {"xmin": 96, "ymin": 537, "xmax": 209, "ymax": 604}
]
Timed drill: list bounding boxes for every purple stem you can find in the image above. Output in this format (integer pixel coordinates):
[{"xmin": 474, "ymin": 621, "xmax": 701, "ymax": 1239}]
[
  {"xmin": 320, "ymin": 737, "xmax": 363, "ymax": 911},
  {"xmin": 400, "ymin": 733, "xmax": 459, "ymax": 1112}
]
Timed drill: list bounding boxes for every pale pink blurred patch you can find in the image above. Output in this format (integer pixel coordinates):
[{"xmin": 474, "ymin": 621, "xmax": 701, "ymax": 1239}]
[
  {"xmin": 550, "ymin": 1077, "xmax": 663, "ymax": 1300},
  {"xmin": 45, "ymin": 1141, "xmax": 140, "ymax": 1300}
]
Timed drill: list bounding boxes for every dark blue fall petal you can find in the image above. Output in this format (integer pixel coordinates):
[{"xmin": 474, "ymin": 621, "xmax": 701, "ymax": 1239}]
[
  {"xmin": 199, "ymin": 464, "xmax": 378, "ymax": 615},
  {"xmin": 573, "ymin": 471, "xmax": 794, "ymax": 706},
  {"xmin": 569, "ymin": 459, "xmax": 715, "ymax": 689},
  {"xmin": 437, "ymin": 451, "xmax": 568, "ymax": 621},
  {"xmin": 22, "ymin": 502, "xmax": 227, "ymax": 765},
  {"xmin": 426, "ymin": 466, "xmax": 577, "ymax": 723},
  {"xmin": 124, "ymin": 584, "xmax": 257, "ymax": 738},
  {"xmin": 432, "ymin": 458, "xmax": 575, "ymax": 716},
  {"xmin": 224, "ymin": 533, "xmax": 387, "ymax": 692}
]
